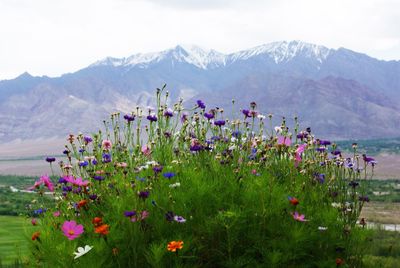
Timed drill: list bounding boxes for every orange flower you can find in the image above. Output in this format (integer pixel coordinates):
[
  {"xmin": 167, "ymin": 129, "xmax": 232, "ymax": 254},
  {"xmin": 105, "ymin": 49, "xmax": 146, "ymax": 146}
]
[
  {"xmin": 167, "ymin": 240, "xmax": 184, "ymax": 252},
  {"xmin": 77, "ymin": 200, "xmax": 88, "ymax": 209},
  {"xmin": 336, "ymin": 258, "xmax": 344, "ymax": 266},
  {"xmin": 32, "ymin": 231, "xmax": 40, "ymax": 241},
  {"xmin": 95, "ymin": 224, "xmax": 109, "ymax": 235},
  {"xmin": 92, "ymin": 217, "xmax": 102, "ymax": 226}
]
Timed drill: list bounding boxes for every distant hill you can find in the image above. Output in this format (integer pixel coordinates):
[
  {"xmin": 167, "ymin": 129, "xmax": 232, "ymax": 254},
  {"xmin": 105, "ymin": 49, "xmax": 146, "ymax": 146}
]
[{"xmin": 1, "ymin": 40, "xmax": 400, "ymax": 141}]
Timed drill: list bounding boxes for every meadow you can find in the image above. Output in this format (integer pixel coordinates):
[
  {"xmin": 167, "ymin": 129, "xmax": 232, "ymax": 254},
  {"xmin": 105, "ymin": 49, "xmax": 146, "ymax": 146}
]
[{"xmin": 1, "ymin": 86, "xmax": 399, "ymax": 267}]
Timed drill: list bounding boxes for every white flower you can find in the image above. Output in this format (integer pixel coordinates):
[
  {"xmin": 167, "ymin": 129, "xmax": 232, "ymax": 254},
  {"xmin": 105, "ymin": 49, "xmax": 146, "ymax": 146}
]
[
  {"xmin": 73, "ymin": 245, "xmax": 93, "ymax": 259},
  {"xmin": 331, "ymin": 202, "xmax": 341, "ymax": 208},
  {"xmin": 169, "ymin": 182, "xmax": 181, "ymax": 188},
  {"xmin": 274, "ymin": 126, "xmax": 283, "ymax": 133},
  {"xmin": 257, "ymin": 114, "xmax": 266, "ymax": 120},
  {"xmin": 318, "ymin": 226, "xmax": 328, "ymax": 231}
]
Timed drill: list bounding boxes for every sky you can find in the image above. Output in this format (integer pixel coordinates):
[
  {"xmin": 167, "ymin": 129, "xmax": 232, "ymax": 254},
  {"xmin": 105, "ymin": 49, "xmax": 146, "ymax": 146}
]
[{"xmin": 0, "ymin": 0, "xmax": 399, "ymax": 80}]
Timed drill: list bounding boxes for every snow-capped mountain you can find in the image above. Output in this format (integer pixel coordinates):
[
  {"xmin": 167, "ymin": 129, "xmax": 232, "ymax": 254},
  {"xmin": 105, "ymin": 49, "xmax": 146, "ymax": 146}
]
[
  {"xmin": 1, "ymin": 40, "xmax": 400, "ymax": 142},
  {"xmin": 92, "ymin": 41, "xmax": 331, "ymax": 69}
]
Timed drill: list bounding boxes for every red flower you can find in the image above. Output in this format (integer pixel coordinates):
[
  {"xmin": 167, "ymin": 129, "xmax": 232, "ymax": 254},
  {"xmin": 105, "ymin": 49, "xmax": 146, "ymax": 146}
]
[
  {"xmin": 288, "ymin": 196, "xmax": 299, "ymax": 206},
  {"xmin": 32, "ymin": 231, "xmax": 40, "ymax": 241},
  {"xmin": 95, "ymin": 224, "xmax": 109, "ymax": 235}
]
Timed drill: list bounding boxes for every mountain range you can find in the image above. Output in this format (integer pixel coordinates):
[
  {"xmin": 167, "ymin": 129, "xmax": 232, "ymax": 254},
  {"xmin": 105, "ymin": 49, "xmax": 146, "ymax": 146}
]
[{"xmin": 1, "ymin": 40, "xmax": 400, "ymax": 142}]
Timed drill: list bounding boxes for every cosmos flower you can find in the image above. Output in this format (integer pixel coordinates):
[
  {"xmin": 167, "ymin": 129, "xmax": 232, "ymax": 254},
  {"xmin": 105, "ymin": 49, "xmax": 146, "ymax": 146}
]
[
  {"xmin": 28, "ymin": 175, "xmax": 54, "ymax": 192},
  {"xmin": 102, "ymin": 140, "xmax": 112, "ymax": 150},
  {"xmin": 73, "ymin": 245, "xmax": 93, "ymax": 259},
  {"xmin": 167, "ymin": 241, "xmax": 184, "ymax": 252},
  {"xmin": 277, "ymin": 136, "xmax": 291, "ymax": 146},
  {"xmin": 292, "ymin": 211, "xmax": 308, "ymax": 222},
  {"xmin": 62, "ymin": 220, "xmax": 84, "ymax": 240}
]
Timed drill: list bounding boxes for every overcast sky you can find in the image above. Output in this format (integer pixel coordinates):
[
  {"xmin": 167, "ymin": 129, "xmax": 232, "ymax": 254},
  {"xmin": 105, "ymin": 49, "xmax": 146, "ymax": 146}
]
[{"xmin": 1, "ymin": 0, "xmax": 399, "ymax": 80}]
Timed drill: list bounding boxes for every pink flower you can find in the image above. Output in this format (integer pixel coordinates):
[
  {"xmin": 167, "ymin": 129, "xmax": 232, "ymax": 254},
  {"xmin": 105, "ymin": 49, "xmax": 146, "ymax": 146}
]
[
  {"xmin": 141, "ymin": 145, "xmax": 151, "ymax": 156},
  {"xmin": 277, "ymin": 136, "xmax": 291, "ymax": 146},
  {"xmin": 28, "ymin": 175, "xmax": 54, "ymax": 192},
  {"xmin": 141, "ymin": 210, "xmax": 149, "ymax": 220},
  {"xmin": 53, "ymin": 211, "xmax": 61, "ymax": 217},
  {"xmin": 64, "ymin": 176, "xmax": 89, "ymax": 187},
  {"xmin": 292, "ymin": 211, "xmax": 308, "ymax": 222},
  {"xmin": 62, "ymin": 220, "xmax": 84, "ymax": 240},
  {"xmin": 294, "ymin": 144, "xmax": 307, "ymax": 166},
  {"xmin": 31, "ymin": 218, "xmax": 38, "ymax": 225},
  {"xmin": 102, "ymin": 140, "xmax": 112, "ymax": 150}
]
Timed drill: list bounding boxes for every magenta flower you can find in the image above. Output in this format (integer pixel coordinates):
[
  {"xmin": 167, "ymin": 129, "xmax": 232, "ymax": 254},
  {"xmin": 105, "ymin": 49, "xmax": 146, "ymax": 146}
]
[
  {"xmin": 64, "ymin": 176, "xmax": 89, "ymax": 187},
  {"xmin": 292, "ymin": 211, "xmax": 308, "ymax": 222},
  {"xmin": 62, "ymin": 220, "xmax": 84, "ymax": 240},
  {"xmin": 53, "ymin": 211, "xmax": 61, "ymax": 217},
  {"xmin": 28, "ymin": 175, "xmax": 54, "ymax": 192},
  {"xmin": 294, "ymin": 144, "xmax": 307, "ymax": 166},
  {"xmin": 141, "ymin": 145, "xmax": 151, "ymax": 156},
  {"xmin": 277, "ymin": 136, "xmax": 291, "ymax": 146}
]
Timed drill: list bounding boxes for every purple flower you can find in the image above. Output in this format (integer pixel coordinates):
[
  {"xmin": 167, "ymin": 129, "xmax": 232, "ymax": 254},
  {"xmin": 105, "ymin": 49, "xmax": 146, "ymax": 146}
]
[
  {"xmin": 331, "ymin": 150, "xmax": 341, "ymax": 155},
  {"xmin": 63, "ymin": 150, "xmax": 70, "ymax": 155},
  {"xmin": 147, "ymin": 115, "xmax": 158, "ymax": 122},
  {"xmin": 102, "ymin": 153, "xmax": 112, "ymax": 163},
  {"xmin": 297, "ymin": 132, "xmax": 308, "ymax": 139},
  {"xmin": 93, "ymin": 175, "xmax": 105, "ymax": 181},
  {"xmin": 232, "ymin": 131, "xmax": 241, "ymax": 138},
  {"xmin": 181, "ymin": 112, "xmax": 188, "ymax": 123},
  {"xmin": 58, "ymin": 177, "xmax": 68, "ymax": 184},
  {"xmin": 349, "ymin": 181, "xmax": 359, "ymax": 188},
  {"xmin": 363, "ymin": 154, "xmax": 377, "ymax": 166},
  {"xmin": 214, "ymin": 120, "xmax": 226, "ymax": 127},
  {"xmin": 242, "ymin": 109, "xmax": 250, "ymax": 118},
  {"xmin": 164, "ymin": 109, "xmax": 174, "ymax": 117},
  {"xmin": 78, "ymin": 161, "xmax": 88, "ymax": 167},
  {"xmin": 138, "ymin": 191, "xmax": 150, "ymax": 199},
  {"xmin": 153, "ymin": 165, "xmax": 163, "ymax": 174},
  {"xmin": 84, "ymin": 136, "xmax": 93, "ymax": 144},
  {"xmin": 319, "ymin": 140, "xmax": 331, "ymax": 146},
  {"xmin": 196, "ymin": 100, "xmax": 205, "ymax": 109},
  {"xmin": 190, "ymin": 145, "xmax": 203, "ymax": 152},
  {"xmin": 89, "ymin": 194, "xmax": 98, "ymax": 200},
  {"xmin": 124, "ymin": 211, "xmax": 136, "ymax": 217},
  {"xmin": 359, "ymin": 195, "xmax": 370, "ymax": 202},
  {"xmin": 79, "ymin": 148, "xmax": 85, "ymax": 153},
  {"xmin": 163, "ymin": 172, "xmax": 175, "ymax": 179},
  {"xmin": 165, "ymin": 211, "xmax": 175, "ymax": 222},
  {"xmin": 204, "ymin": 113, "xmax": 214, "ymax": 120},
  {"xmin": 316, "ymin": 147, "xmax": 326, "ymax": 152},
  {"xmin": 174, "ymin": 215, "xmax": 186, "ymax": 223},
  {"xmin": 45, "ymin": 157, "xmax": 56, "ymax": 163},
  {"xmin": 314, "ymin": 173, "xmax": 325, "ymax": 184},
  {"xmin": 92, "ymin": 159, "xmax": 98, "ymax": 165},
  {"xmin": 62, "ymin": 186, "xmax": 73, "ymax": 192},
  {"xmin": 124, "ymin": 114, "xmax": 135, "ymax": 122}
]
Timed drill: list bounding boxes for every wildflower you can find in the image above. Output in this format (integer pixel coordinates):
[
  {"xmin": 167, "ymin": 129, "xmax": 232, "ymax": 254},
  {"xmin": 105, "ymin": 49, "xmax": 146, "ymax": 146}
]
[
  {"xmin": 348, "ymin": 181, "xmax": 359, "ymax": 188},
  {"xmin": 164, "ymin": 109, "xmax": 174, "ymax": 117},
  {"xmin": 181, "ymin": 112, "xmax": 188, "ymax": 122},
  {"xmin": 33, "ymin": 208, "xmax": 47, "ymax": 216},
  {"xmin": 31, "ymin": 218, "xmax": 37, "ymax": 225},
  {"xmin": 45, "ymin": 157, "xmax": 56, "ymax": 163},
  {"xmin": 153, "ymin": 165, "xmax": 163, "ymax": 174},
  {"xmin": 77, "ymin": 200, "xmax": 88, "ymax": 209},
  {"xmin": 288, "ymin": 196, "xmax": 299, "ymax": 206},
  {"xmin": 169, "ymin": 182, "xmax": 181, "ymax": 188},
  {"xmin": 124, "ymin": 211, "xmax": 136, "ymax": 218},
  {"xmin": 147, "ymin": 114, "xmax": 158, "ymax": 122},
  {"xmin": 141, "ymin": 211, "xmax": 150, "ymax": 220},
  {"xmin": 83, "ymin": 136, "xmax": 93, "ymax": 144},
  {"xmin": 93, "ymin": 175, "xmax": 104, "ymax": 181},
  {"xmin": 359, "ymin": 195, "xmax": 370, "ymax": 202},
  {"xmin": 274, "ymin": 126, "xmax": 283, "ymax": 133},
  {"xmin": 89, "ymin": 194, "xmax": 98, "ymax": 200},
  {"xmin": 204, "ymin": 112, "xmax": 214, "ymax": 120},
  {"xmin": 318, "ymin": 226, "xmax": 328, "ymax": 231},
  {"xmin": 295, "ymin": 144, "xmax": 307, "ymax": 165},
  {"xmin": 190, "ymin": 144, "xmax": 203, "ymax": 152},
  {"xmin": 331, "ymin": 150, "xmax": 341, "ymax": 156},
  {"xmin": 29, "ymin": 175, "xmax": 54, "ymax": 192},
  {"xmin": 277, "ymin": 136, "xmax": 291, "ymax": 146},
  {"xmin": 167, "ymin": 241, "xmax": 184, "ymax": 252},
  {"xmin": 165, "ymin": 211, "xmax": 175, "ymax": 222},
  {"xmin": 62, "ymin": 220, "xmax": 84, "ymax": 240},
  {"xmin": 78, "ymin": 161, "xmax": 89, "ymax": 167},
  {"xmin": 174, "ymin": 215, "xmax": 186, "ymax": 223},
  {"xmin": 214, "ymin": 120, "xmax": 226, "ymax": 127},
  {"xmin": 123, "ymin": 114, "xmax": 135, "ymax": 122},
  {"xmin": 73, "ymin": 245, "xmax": 93, "ymax": 259},
  {"xmin": 363, "ymin": 154, "xmax": 377, "ymax": 166},
  {"xmin": 318, "ymin": 140, "xmax": 331, "ymax": 146},
  {"xmin": 92, "ymin": 217, "xmax": 103, "ymax": 226},
  {"xmin": 296, "ymin": 131, "xmax": 308, "ymax": 140},
  {"xmin": 141, "ymin": 145, "xmax": 151, "ymax": 156},
  {"xmin": 95, "ymin": 224, "xmax": 110, "ymax": 235},
  {"xmin": 292, "ymin": 211, "xmax": 308, "ymax": 222},
  {"xmin": 102, "ymin": 153, "xmax": 112, "ymax": 163},
  {"xmin": 196, "ymin": 100, "xmax": 205, "ymax": 109},
  {"xmin": 32, "ymin": 231, "xmax": 40, "ymax": 241},
  {"xmin": 66, "ymin": 176, "xmax": 89, "ymax": 187},
  {"xmin": 138, "ymin": 191, "xmax": 150, "ymax": 199},
  {"xmin": 58, "ymin": 177, "xmax": 68, "ymax": 184},
  {"xmin": 335, "ymin": 258, "xmax": 344, "ymax": 266},
  {"xmin": 53, "ymin": 211, "xmax": 61, "ymax": 217},
  {"xmin": 116, "ymin": 162, "xmax": 128, "ymax": 168},
  {"xmin": 163, "ymin": 172, "xmax": 175, "ymax": 179},
  {"xmin": 102, "ymin": 140, "xmax": 112, "ymax": 150}
]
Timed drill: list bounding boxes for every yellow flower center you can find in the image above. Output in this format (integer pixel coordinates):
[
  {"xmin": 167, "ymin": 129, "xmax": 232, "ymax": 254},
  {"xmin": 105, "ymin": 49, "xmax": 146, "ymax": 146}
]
[{"xmin": 68, "ymin": 230, "xmax": 75, "ymax": 235}]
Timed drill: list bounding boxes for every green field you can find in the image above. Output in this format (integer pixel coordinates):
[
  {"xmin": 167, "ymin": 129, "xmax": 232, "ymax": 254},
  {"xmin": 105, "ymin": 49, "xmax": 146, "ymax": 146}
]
[{"xmin": 0, "ymin": 216, "xmax": 33, "ymax": 265}]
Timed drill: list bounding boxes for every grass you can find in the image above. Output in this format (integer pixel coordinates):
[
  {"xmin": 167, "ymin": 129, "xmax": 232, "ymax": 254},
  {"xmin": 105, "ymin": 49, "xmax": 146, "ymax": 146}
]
[{"xmin": 0, "ymin": 216, "xmax": 33, "ymax": 265}]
